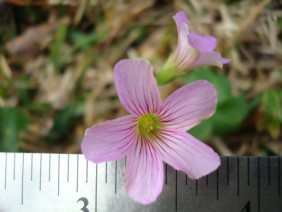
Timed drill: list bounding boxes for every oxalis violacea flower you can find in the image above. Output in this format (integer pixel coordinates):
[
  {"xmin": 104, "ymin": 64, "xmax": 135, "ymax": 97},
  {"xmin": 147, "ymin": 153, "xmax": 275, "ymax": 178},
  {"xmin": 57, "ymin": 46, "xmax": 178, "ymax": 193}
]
[
  {"xmin": 81, "ymin": 59, "xmax": 220, "ymax": 205},
  {"xmin": 157, "ymin": 11, "xmax": 230, "ymax": 85}
]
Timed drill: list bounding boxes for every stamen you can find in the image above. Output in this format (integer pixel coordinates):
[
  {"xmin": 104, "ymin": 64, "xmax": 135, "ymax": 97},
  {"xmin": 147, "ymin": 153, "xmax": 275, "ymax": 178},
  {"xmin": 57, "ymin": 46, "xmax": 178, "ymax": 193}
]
[{"xmin": 137, "ymin": 113, "xmax": 160, "ymax": 138}]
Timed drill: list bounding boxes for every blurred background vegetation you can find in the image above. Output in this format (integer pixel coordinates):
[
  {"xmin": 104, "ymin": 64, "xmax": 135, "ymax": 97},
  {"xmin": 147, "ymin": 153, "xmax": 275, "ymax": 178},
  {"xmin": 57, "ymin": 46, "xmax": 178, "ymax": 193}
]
[{"xmin": 0, "ymin": 0, "xmax": 281, "ymax": 156}]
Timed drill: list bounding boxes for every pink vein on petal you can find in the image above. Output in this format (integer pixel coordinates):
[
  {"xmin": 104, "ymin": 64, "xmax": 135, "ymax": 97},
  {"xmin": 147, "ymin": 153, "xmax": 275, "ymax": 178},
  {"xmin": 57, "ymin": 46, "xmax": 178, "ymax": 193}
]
[{"xmin": 114, "ymin": 59, "xmax": 161, "ymax": 116}]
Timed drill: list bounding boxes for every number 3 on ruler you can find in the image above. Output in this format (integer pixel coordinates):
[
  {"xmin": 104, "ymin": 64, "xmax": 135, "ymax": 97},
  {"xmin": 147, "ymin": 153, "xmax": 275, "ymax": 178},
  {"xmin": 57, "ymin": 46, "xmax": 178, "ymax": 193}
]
[
  {"xmin": 241, "ymin": 201, "xmax": 250, "ymax": 212},
  {"xmin": 77, "ymin": 197, "xmax": 89, "ymax": 212}
]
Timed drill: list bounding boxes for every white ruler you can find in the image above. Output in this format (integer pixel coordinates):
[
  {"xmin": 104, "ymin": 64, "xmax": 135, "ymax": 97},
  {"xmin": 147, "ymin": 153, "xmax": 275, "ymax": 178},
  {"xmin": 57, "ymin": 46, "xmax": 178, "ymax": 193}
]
[{"xmin": 0, "ymin": 153, "xmax": 282, "ymax": 212}]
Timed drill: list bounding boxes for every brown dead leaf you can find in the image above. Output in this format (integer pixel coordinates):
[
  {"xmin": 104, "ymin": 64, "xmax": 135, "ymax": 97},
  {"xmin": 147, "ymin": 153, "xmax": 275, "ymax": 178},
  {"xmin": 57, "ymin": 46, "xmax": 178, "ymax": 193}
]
[
  {"xmin": 48, "ymin": 0, "xmax": 78, "ymax": 6},
  {"xmin": 5, "ymin": 18, "xmax": 69, "ymax": 61},
  {"xmin": 36, "ymin": 65, "xmax": 75, "ymax": 109},
  {"xmin": 6, "ymin": 0, "xmax": 81, "ymax": 6},
  {"xmin": 104, "ymin": 0, "xmax": 155, "ymax": 44},
  {"xmin": 5, "ymin": 0, "xmax": 46, "ymax": 6}
]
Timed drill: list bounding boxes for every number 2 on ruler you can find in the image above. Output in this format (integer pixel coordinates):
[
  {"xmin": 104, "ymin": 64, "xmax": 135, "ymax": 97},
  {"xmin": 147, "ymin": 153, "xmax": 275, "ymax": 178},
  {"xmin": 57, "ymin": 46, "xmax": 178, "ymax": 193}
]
[{"xmin": 77, "ymin": 197, "xmax": 89, "ymax": 212}]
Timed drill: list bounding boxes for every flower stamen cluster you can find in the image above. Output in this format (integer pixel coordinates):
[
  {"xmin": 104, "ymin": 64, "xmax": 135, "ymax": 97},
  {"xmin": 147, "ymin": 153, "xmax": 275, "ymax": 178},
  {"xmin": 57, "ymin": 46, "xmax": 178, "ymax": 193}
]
[{"xmin": 137, "ymin": 114, "xmax": 160, "ymax": 137}]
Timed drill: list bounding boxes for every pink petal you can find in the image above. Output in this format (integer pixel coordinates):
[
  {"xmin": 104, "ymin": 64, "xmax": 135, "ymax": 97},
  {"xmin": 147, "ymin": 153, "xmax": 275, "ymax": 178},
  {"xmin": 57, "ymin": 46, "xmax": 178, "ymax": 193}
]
[
  {"xmin": 81, "ymin": 115, "xmax": 137, "ymax": 163},
  {"xmin": 159, "ymin": 80, "xmax": 217, "ymax": 131},
  {"xmin": 222, "ymin": 57, "xmax": 231, "ymax": 64},
  {"xmin": 173, "ymin": 25, "xmax": 199, "ymax": 71},
  {"xmin": 155, "ymin": 130, "xmax": 220, "ymax": 179},
  {"xmin": 126, "ymin": 138, "xmax": 164, "ymax": 205},
  {"xmin": 173, "ymin": 11, "xmax": 189, "ymax": 37},
  {"xmin": 188, "ymin": 32, "xmax": 217, "ymax": 52},
  {"xmin": 192, "ymin": 52, "xmax": 230, "ymax": 69},
  {"xmin": 172, "ymin": 12, "xmax": 199, "ymax": 70},
  {"xmin": 114, "ymin": 59, "xmax": 161, "ymax": 116}
]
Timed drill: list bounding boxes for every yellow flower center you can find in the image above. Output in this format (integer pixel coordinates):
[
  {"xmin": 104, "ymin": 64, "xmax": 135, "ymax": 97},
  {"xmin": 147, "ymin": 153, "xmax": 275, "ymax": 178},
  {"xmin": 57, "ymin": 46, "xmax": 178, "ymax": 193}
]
[{"xmin": 137, "ymin": 114, "xmax": 160, "ymax": 137}]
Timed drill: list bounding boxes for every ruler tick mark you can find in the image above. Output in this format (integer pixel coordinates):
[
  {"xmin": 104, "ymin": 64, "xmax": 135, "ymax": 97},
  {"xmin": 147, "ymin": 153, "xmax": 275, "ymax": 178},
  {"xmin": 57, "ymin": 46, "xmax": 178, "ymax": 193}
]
[
  {"xmin": 247, "ymin": 157, "xmax": 250, "ymax": 186},
  {"xmin": 31, "ymin": 154, "xmax": 33, "ymax": 181},
  {"xmin": 185, "ymin": 175, "xmax": 188, "ymax": 186},
  {"xmin": 258, "ymin": 158, "xmax": 260, "ymax": 212},
  {"xmin": 206, "ymin": 175, "xmax": 209, "ymax": 186},
  {"xmin": 216, "ymin": 169, "xmax": 219, "ymax": 200},
  {"xmin": 67, "ymin": 154, "xmax": 69, "ymax": 182},
  {"xmin": 76, "ymin": 155, "xmax": 79, "ymax": 192},
  {"xmin": 278, "ymin": 157, "xmax": 281, "ymax": 197},
  {"xmin": 40, "ymin": 154, "xmax": 42, "ymax": 191},
  {"xmin": 196, "ymin": 180, "xmax": 198, "ymax": 196},
  {"xmin": 21, "ymin": 154, "xmax": 24, "ymax": 205},
  {"xmin": 95, "ymin": 164, "xmax": 98, "ymax": 212},
  {"xmin": 58, "ymin": 154, "xmax": 60, "ymax": 196},
  {"xmin": 115, "ymin": 161, "xmax": 117, "ymax": 194},
  {"xmin": 268, "ymin": 157, "xmax": 271, "ymax": 186},
  {"xmin": 165, "ymin": 164, "xmax": 168, "ymax": 185},
  {"xmin": 13, "ymin": 153, "xmax": 16, "ymax": 180},
  {"xmin": 227, "ymin": 157, "xmax": 229, "ymax": 186},
  {"xmin": 49, "ymin": 154, "xmax": 51, "ymax": 182},
  {"xmin": 175, "ymin": 171, "xmax": 178, "ymax": 211},
  {"xmin": 237, "ymin": 157, "xmax": 240, "ymax": 196},
  {"xmin": 105, "ymin": 162, "xmax": 108, "ymax": 183},
  {"xmin": 4, "ymin": 153, "xmax": 7, "ymax": 189},
  {"xmin": 86, "ymin": 160, "xmax": 88, "ymax": 183}
]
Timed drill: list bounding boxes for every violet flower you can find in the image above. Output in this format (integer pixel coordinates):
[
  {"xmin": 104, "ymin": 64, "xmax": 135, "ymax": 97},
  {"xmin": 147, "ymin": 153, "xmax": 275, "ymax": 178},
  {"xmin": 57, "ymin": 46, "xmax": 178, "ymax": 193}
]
[
  {"xmin": 81, "ymin": 59, "xmax": 220, "ymax": 205},
  {"xmin": 157, "ymin": 11, "xmax": 230, "ymax": 85}
]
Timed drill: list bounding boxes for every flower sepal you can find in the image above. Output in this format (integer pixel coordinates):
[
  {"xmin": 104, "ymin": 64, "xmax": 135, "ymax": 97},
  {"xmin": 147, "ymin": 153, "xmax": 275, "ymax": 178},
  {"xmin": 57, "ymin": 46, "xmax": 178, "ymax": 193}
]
[{"xmin": 156, "ymin": 56, "xmax": 182, "ymax": 85}]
